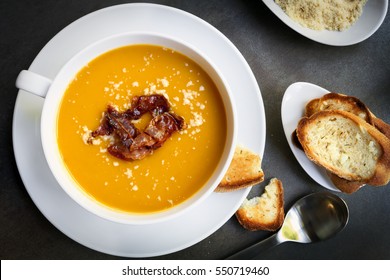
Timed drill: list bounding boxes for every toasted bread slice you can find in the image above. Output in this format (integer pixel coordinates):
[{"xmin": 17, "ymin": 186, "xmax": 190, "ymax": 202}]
[
  {"xmin": 235, "ymin": 178, "xmax": 284, "ymax": 231},
  {"xmin": 215, "ymin": 145, "xmax": 264, "ymax": 192},
  {"xmin": 305, "ymin": 93, "xmax": 373, "ymax": 123},
  {"xmin": 371, "ymin": 114, "xmax": 390, "ymax": 139},
  {"xmin": 326, "ymin": 171, "xmax": 364, "ymax": 194},
  {"xmin": 304, "ymin": 93, "xmax": 390, "ymax": 192},
  {"xmin": 297, "ymin": 110, "xmax": 390, "ymax": 186},
  {"xmin": 306, "ymin": 93, "xmax": 390, "ymax": 139}
]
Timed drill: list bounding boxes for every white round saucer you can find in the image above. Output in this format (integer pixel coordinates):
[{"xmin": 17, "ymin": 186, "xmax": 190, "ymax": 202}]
[{"xmin": 13, "ymin": 3, "xmax": 265, "ymax": 258}]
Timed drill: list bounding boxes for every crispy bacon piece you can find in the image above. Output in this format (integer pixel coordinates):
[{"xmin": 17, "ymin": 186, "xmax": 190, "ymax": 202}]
[
  {"xmin": 145, "ymin": 112, "xmax": 186, "ymax": 148},
  {"xmin": 89, "ymin": 94, "xmax": 186, "ymax": 161},
  {"xmin": 125, "ymin": 94, "xmax": 171, "ymax": 119},
  {"xmin": 108, "ymin": 141, "xmax": 154, "ymax": 161}
]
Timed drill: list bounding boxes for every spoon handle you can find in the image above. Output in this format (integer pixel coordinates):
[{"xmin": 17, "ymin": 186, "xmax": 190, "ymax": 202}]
[{"xmin": 226, "ymin": 233, "xmax": 282, "ymax": 260}]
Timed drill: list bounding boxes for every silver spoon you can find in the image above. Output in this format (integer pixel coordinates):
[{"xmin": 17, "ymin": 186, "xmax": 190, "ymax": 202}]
[{"xmin": 226, "ymin": 192, "xmax": 349, "ymax": 259}]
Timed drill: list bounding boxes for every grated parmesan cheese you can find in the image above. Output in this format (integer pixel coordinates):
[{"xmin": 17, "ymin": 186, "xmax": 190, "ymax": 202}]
[
  {"xmin": 275, "ymin": 0, "xmax": 367, "ymax": 31},
  {"xmin": 189, "ymin": 112, "xmax": 204, "ymax": 127},
  {"xmin": 124, "ymin": 168, "xmax": 133, "ymax": 178},
  {"xmin": 81, "ymin": 126, "xmax": 92, "ymax": 144},
  {"xmin": 158, "ymin": 78, "xmax": 170, "ymax": 87}
]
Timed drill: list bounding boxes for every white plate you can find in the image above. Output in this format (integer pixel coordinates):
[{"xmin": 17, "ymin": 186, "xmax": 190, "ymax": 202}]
[
  {"xmin": 12, "ymin": 4, "xmax": 266, "ymax": 258},
  {"xmin": 281, "ymin": 82, "xmax": 338, "ymax": 192},
  {"xmin": 262, "ymin": 0, "xmax": 388, "ymax": 46}
]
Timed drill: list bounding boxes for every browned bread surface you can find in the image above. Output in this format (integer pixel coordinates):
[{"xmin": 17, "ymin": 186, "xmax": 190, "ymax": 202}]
[
  {"xmin": 371, "ymin": 115, "xmax": 390, "ymax": 139},
  {"xmin": 305, "ymin": 93, "xmax": 373, "ymax": 123},
  {"xmin": 215, "ymin": 145, "xmax": 264, "ymax": 192},
  {"xmin": 235, "ymin": 178, "xmax": 284, "ymax": 231},
  {"xmin": 326, "ymin": 171, "xmax": 364, "ymax": 194},
  {"xmin": 297, "ymin": 110, "xmax": 390, "ymax": 186},
  {"xmin": 305, "ymin": 92, "xmax": 390, "ymax": 139}
]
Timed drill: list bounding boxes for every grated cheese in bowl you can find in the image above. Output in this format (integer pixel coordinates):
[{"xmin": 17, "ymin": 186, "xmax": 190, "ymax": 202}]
[{"xmin": 275, "ymin": 0, "xmax": 367, "ymax": 31}]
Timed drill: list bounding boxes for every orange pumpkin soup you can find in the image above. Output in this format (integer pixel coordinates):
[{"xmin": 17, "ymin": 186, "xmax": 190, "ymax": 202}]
[{"xmin": 57, "ymin": 44, "xmax": 227, "ymax": 214}]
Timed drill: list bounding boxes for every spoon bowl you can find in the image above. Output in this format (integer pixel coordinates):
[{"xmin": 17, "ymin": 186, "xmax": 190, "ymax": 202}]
[
  {"xmin": 279, "ymin": 192, "xmax": 349, "ymax": 244},
  {"xmin": 227, "ymin": 192, "xmax": 349, "ymax": 259},
  {"xmin": 262, "ymin": 0, "xmax": 388, "ymax": 46}
]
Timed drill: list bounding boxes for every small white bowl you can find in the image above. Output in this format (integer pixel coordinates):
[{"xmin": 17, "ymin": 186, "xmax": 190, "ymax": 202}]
[
  {"xmin": 281, "ymin": 82, "xmax": 339, "ymax": 191},
  {"xmin": 262, "ymin": 0, "xmax": 388, "ymax": 46},
  {"xmin": 16, "ymin": 32, "xmax": 237, "ymax": 225}
]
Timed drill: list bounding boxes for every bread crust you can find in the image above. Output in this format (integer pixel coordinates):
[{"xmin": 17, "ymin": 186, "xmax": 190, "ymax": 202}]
[
  {"xmin": 235, "ymin": 178, "xmax": 284, "ymax": 231},
  {"xmin": 371, "ymin": 115, "xmax": 390, "ymax": 139},
  {"xmin": 326, "ymin": 171, "xmax": 364, "ymax": 194},
  {"xmin": 297, "ymin": 110, "xmax": 390, "ymax": 186},
  {"xmin": 305, "ymin": 93, "xmax": 373, "ymax": 124}
]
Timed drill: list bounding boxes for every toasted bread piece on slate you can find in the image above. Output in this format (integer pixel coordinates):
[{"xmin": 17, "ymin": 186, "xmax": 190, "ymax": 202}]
[
  {"xmin": 236, "ymin": 178, "xmax": 284, "ymax": 231},
  {"xmin": 326, "ymin": 171, "xmax": 364, "ymax": 194}
]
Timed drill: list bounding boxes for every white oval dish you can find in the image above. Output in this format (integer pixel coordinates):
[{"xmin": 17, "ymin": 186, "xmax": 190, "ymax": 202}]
[
  {"xmin": 262, "ymin": 0, "xmax": 388, "ymax": 46},
  {"xmin": 281, "ymin": 82, "xmax": 339, "ymax": 191}
]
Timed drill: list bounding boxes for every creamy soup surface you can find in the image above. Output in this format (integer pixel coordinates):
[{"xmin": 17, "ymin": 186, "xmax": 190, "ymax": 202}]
[{"xmin": 57, "ymin": 44, "xmax": 227, "ymax": 214}]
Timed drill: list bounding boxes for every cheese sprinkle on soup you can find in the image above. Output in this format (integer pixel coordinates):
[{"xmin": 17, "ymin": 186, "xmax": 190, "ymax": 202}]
[{"xmin": 57, "ymin": 45, "xmax": 227, "ymax": 214}]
